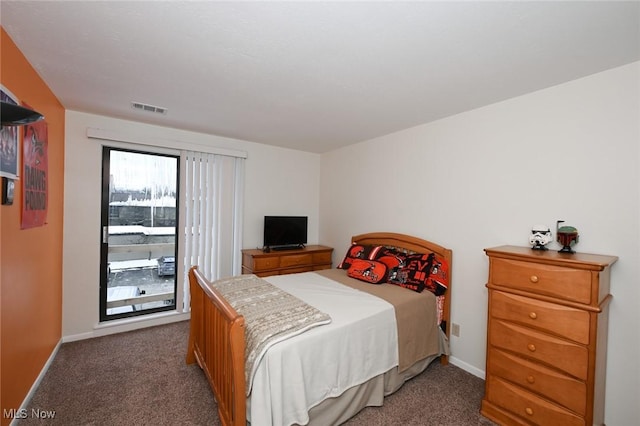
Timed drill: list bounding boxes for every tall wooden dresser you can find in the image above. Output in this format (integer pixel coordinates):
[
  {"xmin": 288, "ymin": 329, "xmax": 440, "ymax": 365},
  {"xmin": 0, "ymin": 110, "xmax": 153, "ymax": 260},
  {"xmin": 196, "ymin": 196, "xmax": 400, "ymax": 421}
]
[
  {"xmin": 481, "ymin": 246, "xmax": 617, "ymax": 426},
  {"xmin": 241, "ymin": 245, "xmax": 333, "ymax": 277}
]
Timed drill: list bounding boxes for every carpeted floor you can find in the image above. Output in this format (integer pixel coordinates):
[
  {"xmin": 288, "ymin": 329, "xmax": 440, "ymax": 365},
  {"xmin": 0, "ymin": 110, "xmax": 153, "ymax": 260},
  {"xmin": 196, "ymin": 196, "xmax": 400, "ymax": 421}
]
[{"xmin": 19, "ymin": 321, "xmax": 495, "ymax": 425}]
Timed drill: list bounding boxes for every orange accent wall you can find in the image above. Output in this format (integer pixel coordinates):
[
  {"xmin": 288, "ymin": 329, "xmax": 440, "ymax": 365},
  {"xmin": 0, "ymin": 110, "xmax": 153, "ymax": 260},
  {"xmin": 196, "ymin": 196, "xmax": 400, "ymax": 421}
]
[{"xmin": 1, "ymin": 28, "xmax": 65, "ymax": 424}]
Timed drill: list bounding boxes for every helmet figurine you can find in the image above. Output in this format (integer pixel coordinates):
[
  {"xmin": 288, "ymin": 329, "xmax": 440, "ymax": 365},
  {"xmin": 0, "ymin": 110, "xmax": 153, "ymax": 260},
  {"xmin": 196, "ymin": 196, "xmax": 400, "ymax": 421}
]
[
  {"xmin": 530, "ymin": 224, "xmax": 552, "ymax": 250},
  {"xmin": 556, "ymin": 220, "xmax": 579, "ymax": 254}
]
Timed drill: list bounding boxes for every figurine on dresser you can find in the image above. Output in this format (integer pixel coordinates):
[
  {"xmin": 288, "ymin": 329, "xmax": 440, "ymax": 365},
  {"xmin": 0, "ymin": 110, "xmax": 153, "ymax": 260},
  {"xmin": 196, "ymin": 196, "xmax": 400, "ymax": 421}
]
[
  {"xmin": 529, "ymin": 225, "xmax": 552, "ymax": 250},
  {"xmin": 556, "ymin": 220, "xmax": 579, "ymax": 253}
]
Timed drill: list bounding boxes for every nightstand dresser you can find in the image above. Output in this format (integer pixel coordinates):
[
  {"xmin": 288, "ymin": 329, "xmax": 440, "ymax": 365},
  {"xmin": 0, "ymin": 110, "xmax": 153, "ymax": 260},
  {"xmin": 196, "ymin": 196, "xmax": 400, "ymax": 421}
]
[
  {"xmin": 241, "ymin": 245, "xmax": 333, "ymax": 277},
  {"xmin": 481, "ymin": 245, "xmax": 617, "ymax": 426}
]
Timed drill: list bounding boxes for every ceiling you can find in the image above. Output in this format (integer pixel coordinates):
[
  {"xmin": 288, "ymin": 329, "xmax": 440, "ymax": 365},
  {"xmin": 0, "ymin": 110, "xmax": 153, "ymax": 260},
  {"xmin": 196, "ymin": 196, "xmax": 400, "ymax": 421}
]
[{"xmin": 2, "ymin": 1, "xmax": 639, "ymax": 153}]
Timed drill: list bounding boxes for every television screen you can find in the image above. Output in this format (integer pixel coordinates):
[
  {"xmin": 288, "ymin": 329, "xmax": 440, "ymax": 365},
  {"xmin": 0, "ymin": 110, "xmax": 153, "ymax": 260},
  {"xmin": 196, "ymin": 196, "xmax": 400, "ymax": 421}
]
[{"xmin": 264, "ymin": 216, "xmax": 307, "ymax": 249}]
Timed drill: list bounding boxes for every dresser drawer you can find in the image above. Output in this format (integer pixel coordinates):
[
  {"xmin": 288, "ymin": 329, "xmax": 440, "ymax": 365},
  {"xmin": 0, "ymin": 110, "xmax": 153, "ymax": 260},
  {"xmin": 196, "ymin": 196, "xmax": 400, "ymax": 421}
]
[
  {"xmin": 252, "ymin": 256, "xmax": 279, "ymax": 271},
  {"xmin": 491, "ymin": 291, "xmax": 590, "ymax": 344},
  {"xmin": 280, "ymin": 253, "xmax": 313, "ymax": 268},
  {"xmin": 491, "ymin": 258, "xmax": 592, "ymax": 304},
  {"xmin": 490, "ymin": 320, "xmax": 588, "ymax": 380},
  {"xmin": 489, "ymin": 349, "xmax": 587, "ymax": 415},
  {"xmin": 487, "ymin": 376, "xmax": 584, "ymax": 426},
  {"xmin": 312, "ymin": 251, "xmax": 332, "ymax": 264}
]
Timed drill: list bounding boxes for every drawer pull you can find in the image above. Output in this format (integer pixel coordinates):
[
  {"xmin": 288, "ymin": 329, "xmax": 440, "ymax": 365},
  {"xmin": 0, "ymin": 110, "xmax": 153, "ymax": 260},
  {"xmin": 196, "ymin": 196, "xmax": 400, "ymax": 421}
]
[
  {"xmin": 527, "ymin": 344, "xmax": 536, "ymax": 352},
  {"xmin": 525, "ymin": 407, "xmax": 534, "ymax": 416},
  {"xmin": 529, "ymin": 275, "xmax": 539, "ymax": 283},
  {"xmin": 526, "ymin": 375, "xmax": 535, "ymax": 384},
  {"xmin": 529, "ymin": 312, "xmax": 537, "ymax": 320}
]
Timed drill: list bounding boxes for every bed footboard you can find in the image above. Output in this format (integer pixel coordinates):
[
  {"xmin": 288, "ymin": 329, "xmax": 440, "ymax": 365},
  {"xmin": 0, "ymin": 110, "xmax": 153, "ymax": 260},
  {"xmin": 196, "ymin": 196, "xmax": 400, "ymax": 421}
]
[{"xmin": 186, "ymin": 266, "xmax": 246, "ymax": 426}]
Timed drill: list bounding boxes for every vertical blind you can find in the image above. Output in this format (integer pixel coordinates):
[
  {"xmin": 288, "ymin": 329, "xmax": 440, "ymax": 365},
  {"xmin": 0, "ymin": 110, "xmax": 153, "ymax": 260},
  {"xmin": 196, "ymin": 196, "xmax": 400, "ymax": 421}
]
[{"xmin": 180, "ymin": 150, "xmax": 244, "ymax": 311}]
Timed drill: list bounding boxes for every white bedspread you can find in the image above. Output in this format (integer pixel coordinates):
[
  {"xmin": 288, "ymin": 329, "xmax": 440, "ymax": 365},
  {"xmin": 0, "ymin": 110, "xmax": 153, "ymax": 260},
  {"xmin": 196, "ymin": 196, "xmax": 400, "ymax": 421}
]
[{"xmin": 247, "ymin": 272, "xmax": 399, "ymax": 426}]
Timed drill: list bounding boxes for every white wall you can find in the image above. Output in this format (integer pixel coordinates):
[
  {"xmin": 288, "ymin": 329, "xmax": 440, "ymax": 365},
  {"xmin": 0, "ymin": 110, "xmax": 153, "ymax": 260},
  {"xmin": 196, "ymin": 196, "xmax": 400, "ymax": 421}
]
[
  {"xmin": 63, "ymin": 111, "xmax": 321, "ymax": 338},
  {"xmin": 319, "ymin": 62, "xmax": 639, "ymax": 425}
]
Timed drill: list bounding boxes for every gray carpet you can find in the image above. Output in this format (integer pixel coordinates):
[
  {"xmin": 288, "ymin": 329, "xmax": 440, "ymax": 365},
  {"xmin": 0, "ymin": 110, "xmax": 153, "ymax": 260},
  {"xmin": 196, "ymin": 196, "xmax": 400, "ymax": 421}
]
[{"xmin": 19, "ymin": 321, "xmax": 495, "ymax": 425}]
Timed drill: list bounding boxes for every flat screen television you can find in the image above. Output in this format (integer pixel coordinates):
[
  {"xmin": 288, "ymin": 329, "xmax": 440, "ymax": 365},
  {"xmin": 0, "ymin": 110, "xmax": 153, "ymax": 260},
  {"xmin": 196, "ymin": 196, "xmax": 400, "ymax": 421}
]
[{"xmin": 263, "ymin": 216, "xmax": 308, "ymax": 250}]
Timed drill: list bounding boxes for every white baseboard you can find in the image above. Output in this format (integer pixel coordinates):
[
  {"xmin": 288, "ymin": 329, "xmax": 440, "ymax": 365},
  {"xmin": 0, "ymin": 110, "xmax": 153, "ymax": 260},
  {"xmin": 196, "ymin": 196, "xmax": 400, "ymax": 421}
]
[
  {"xmin": 11, "ymin": 339, "xmax": 62, "ymax": 426},
  {"xmin": 63, "ymin": 311, "xmax": 190, "ymax": 342},
  {"xmin": 449, "ymin": 355, "xmax": 486, "ymax": 380}
]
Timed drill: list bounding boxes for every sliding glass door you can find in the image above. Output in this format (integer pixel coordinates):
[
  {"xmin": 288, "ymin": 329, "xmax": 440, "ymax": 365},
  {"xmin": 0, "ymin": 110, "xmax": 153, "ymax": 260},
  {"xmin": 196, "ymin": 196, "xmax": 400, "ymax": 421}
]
[{"xmin": 99, "ymin": 147, "xmax": 179, "ymax": 321}]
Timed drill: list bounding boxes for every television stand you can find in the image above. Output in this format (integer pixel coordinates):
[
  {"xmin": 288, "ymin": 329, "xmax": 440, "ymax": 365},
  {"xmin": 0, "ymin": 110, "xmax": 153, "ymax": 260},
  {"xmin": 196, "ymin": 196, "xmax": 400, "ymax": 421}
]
[{"xmin": 241, "ymin": 245, "xmax": 333, "ymax": 277}]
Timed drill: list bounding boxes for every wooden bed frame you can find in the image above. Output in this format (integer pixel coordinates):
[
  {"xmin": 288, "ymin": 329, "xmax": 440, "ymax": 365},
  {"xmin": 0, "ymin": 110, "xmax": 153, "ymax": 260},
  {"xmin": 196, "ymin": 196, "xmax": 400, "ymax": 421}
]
[{"xmin": 186, "ymin": 232, "xmax": 453, "ymax": 426}]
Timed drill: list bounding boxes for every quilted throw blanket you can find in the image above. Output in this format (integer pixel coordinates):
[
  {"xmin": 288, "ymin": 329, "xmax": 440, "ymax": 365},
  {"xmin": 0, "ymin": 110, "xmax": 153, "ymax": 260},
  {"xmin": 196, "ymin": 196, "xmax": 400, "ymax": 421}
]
[{"xmin": 210, "ymin": 274, "xmax": 332, "ymax": 395}]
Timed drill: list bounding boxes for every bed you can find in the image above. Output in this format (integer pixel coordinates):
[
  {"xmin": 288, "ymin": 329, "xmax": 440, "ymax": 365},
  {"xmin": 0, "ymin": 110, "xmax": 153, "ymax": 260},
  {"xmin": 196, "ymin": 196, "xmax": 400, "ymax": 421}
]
[{"xmin": 186, "ymin": 232, "xmax": 452, "ymax": 426}]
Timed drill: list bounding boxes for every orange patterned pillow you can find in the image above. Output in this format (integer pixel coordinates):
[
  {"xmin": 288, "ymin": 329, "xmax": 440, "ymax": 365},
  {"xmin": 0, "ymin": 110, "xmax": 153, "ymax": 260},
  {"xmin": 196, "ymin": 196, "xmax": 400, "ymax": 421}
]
[
  {"xmin": 347, "ymin": 259, "xmax": 388, "ymax": 284},
  {"xmin": 388, "ymin": 252, "xmax": 435, "ymax": 293},
  {"xmin": 427, "ymin": 254, "xmax": 449, "ymax": 296},
  {"xmin": 338, "ymin": 244, "xmax": 383, "ymax": 270}
]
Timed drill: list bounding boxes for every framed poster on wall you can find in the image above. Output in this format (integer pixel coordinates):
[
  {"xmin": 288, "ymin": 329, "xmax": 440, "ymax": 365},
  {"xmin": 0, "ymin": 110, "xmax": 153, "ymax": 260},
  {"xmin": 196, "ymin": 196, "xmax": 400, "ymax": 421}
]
[
  {"xmin": 21, "ymin": 107, "xmax": 48, "ymax": 229},
  {"xmin": 0, "ymin": 85, "xmax": 20, "ymax": 179}
]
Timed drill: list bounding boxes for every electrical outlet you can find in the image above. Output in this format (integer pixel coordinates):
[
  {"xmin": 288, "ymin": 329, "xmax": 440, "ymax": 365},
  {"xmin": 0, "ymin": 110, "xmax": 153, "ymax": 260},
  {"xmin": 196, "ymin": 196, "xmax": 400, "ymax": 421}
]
[{"xmin": 452, "ymin": 323, "xmax": 460, "ymax": 337}]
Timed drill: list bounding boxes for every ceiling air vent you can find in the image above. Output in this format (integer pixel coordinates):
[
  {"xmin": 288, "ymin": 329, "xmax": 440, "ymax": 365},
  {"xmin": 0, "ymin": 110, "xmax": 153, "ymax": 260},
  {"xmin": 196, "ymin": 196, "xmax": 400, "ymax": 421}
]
[{"xmin": 131, "ymin": 102, "xmax": 167, "ymax": 115}]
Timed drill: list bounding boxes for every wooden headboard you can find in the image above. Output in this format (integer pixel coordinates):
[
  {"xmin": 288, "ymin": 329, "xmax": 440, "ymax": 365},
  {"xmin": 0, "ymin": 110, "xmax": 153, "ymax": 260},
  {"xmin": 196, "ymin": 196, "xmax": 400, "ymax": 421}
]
[{"xmin": 352, "ymin": 231, "xmax": 452, "ymax": 260}]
